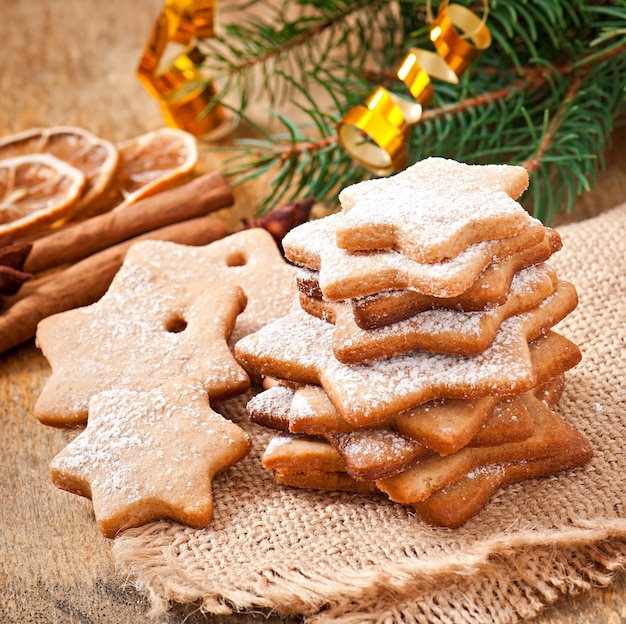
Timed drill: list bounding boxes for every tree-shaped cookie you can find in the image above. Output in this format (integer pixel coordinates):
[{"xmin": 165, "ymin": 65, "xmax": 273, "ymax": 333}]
[{"xmin": 50, "ymin": 377, "xmax": 252, "ymax": 538}]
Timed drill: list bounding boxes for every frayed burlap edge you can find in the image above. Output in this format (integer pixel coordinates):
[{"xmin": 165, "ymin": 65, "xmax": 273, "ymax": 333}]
[
  {"xmin": 112, "ymin": 514, "xmax": 626, "ymax": 621},
  {"xmin": 312, "ymin": 537, "xmax": 626, "ymax": 624}
]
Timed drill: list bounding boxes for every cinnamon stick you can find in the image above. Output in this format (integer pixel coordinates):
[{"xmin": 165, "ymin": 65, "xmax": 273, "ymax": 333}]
[
  {"xmin": 0, "ymin": 214, "xmax": 229, "ymax": 355},
  {"xmin": 23, "ymin": 170, "xmax": 234, "ymax": 274}
]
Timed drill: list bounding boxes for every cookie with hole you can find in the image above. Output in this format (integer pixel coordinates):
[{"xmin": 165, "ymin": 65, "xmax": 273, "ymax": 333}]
[
  {"xmin": 35, "ymin": 261, "xmax": 249, "ymax": 428},
  {"xmin": 123, "ymin": 227, "xmax": 297, "ymax": 345}
]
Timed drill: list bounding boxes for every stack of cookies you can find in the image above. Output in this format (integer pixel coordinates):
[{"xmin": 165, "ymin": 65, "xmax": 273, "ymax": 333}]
[{"xmin": 234, "ymin": 157, "xmax": 592, "ymax": 528}]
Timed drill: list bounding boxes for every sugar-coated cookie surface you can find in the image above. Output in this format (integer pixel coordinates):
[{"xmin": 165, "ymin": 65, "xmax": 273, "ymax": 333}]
[
  {"xmin": 262, "ymin": 432, "xmax": 346, "ymax": 474},
  {"xmin": 242, "ymin": 157, "xmax": 591, "ymax": 528},
  {"xmin": 302, "ymin": 264, "xmax": 559, "ymax": 363},
  {"xmin": 413, "ymin": 420, "xmax": 592, "ymax": 527},
  {"xmin": 50, "ymin": 377, "xmax": 252, "ymax": 539},
  {"xmin": 124, "ymin": 228, "xmax": 296, "ymax": 344},
  {"xmin": 325, "ymin": 428, "xmax": 430, "ymax": 481},
  {"xmin": 336, "ymin": 157, "xmax": 534, "ymax": 263},
  {"xmin": 376, "ymin": 393, "xmax": 571, "ymax": 503},
  {"xmin": 35, "ymin": 261, "xmax": 250, "ymax": 427},
  {"xmin": 251, "ymin": 372, "xmax": 561, "ymax": 457},
  {"xmin": 282, "ymin": 212, "xmax": 545, "ymax": 300},
  {"xmin": 235, "ymin": 284, "xmax": 579, "ymax": 426},
  {"xmin": 348, "ymin": 228, "xmax": 562, "ymax": 328}
]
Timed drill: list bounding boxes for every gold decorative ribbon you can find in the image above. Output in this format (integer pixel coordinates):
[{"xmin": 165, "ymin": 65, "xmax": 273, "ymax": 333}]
[
  {"xmin": 137, "ymin": 0, "xmax": 224, "ymax": 136},
  {"xmin": 337, "ymin": 1, "xmax": 491, "ymax": 175}
]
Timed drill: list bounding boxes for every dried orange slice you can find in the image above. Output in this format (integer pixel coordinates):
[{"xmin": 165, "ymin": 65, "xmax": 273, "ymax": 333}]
[
  {"xmin": 111, "ymin": 127, "xmax": 198, "ymax": 212},
  {"xmin": 0, "ymin": 154, "xmax": 86, "ymax": 239},
  {"xmin": 0, "ymin": 126, "xmax": 119, "ymax": 218}
]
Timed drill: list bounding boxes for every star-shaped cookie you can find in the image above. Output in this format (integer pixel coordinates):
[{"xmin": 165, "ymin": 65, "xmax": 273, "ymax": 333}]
[
  {"xmin": 124, "ymin": 228, "xmax": 296, "ymax": 344},
  {"xmin": 35, "ymin": 261, "xmax": 250, "ymax": 427},
  {"xmin": 249, "ymin": 376, "xmax": 559, "ymax": 456},
  {"xmin": 50, "ymin": 377, "xmax": 252, "ymax": 538},
  {"xmin": 376, "ymin": 393, "xmax": 576, "ymax": 504},
  {"xmin": 301, "ymin": 264, "xmax": 561, "ymax": 363},
  {"xmin": 307, "ymin": 227, "xmax": 562, "ymax": 329},
  {"xmin": 335, "ymin": 157, "xmax": 537, "ymax": 263},
  {"xmin": 235, "ymin": 283, "xmax": 580, "ymax": 426},
  {"xmin": 282, "ymin": 212, "xmax": 545, "ymax": 300}
]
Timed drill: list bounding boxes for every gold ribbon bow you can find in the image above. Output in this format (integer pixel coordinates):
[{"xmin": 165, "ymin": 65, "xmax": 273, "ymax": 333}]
[
  {"xmin": 337, "ymin": 0, "xmax": 491, "ymax": 175},
  {"xmin": 137, "ymin": 0, "xmax": 224, "ymax": 136}
]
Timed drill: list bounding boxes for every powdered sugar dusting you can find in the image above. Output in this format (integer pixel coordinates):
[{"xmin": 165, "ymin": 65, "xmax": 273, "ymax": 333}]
[
  {"xmin": 36, "ymin": 261, "xmax": 250, "ymax": 425},
  {"xmin": 336, "ymin": 158, "xmax": 535, "ymax": 263},
  {"xmin": 125, "ymin": 228, "xmax": 296, "ymax": 343},
  {"xmin": 283, "ymin": 212, "xmax": 539, "ymax": 300},
  {"xmin": 235, "ymin": 308, "xmax": 536, "ymax": 425},
  {"xmin": 332, "ymin": 263, "xmax": 557, "ymax": 360},
  {"xmin": 333, "ymin": 429, "xmax": 424, "ymax": 466},
  {"xmin": 247, "ymin": 385, "xmax": 293, "ymax": 417},
  {"xmin": 50, "ymin": 378, "xmax": 251, "ymax": 534}
]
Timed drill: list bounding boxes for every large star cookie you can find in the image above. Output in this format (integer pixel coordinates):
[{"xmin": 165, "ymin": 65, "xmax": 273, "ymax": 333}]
[
  {"xmin": 335, "ymin": 157, "xmax": 538, "ymax": 263},
  {"xmin": 249, "ymin": 375, "xmax": 562, "ymax": 456},
  {"xmin": 282, "ymin": 212, "xmax": 545, "ymax": 300},
  {"xmin": 124, "ymin": 228, "xmax": 296, "ymax": 344},
  {"xmin": 413, "ymin": 418, "xmax": 593, "ymax": 527},
  {"xmin": 50, "ymin": 377, "xmax": 252, "ymax": 538},
  {"xmin": 35, "ymin": 261, "xmax": 250, "ymax": 427},
  {"xmin": 235, "ymin": 284, "xmax": 581, "ymax": 426}
]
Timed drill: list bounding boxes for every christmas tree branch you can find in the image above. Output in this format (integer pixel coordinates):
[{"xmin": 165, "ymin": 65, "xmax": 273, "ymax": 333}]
[
  {"xmin": 520, "ymin": 74, "xmax": 585, "ymax": 174},
  {"xmin": 208, "ymin": 0, "xmax": 626, "ymax": 221}
]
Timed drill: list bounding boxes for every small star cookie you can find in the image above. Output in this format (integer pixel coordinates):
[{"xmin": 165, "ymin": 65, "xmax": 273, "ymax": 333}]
[
  {"xmin": 294, "ymin": 227, "xmax": 562, "ymax": 329},
  {"xmin": 35, "ymin": 261, "xmax": 250, "ymax": 427},
  {"xmin": 300, "ymin": 264, "xmax": 560, "ymax": 363},
  {"xmin": 50, "ymin": 377, "xmax": 252, "ymax": 539},
  {"xmin": 335, "ymin": 157, "xmax": 538, "ymax": 263}
]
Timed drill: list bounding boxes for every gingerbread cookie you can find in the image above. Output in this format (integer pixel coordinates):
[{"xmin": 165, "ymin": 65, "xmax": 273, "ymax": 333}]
[
  {"xmin": 123, "ymin": 227, "xmax": 297, "ymax": 344},
  {"xmin": 335, "ymin": 158, "xmax": 536, "ymax": 263},
  {"xmin": 235, "ymin": 286, "xmax": 580, "ymax": 426},
  {"xmin": 249, "ymin": 369, "xmax": 564, "ymax": 457},
  {"xmin": 36, "ymin": 261, "xmax": 249, "ymax": 427},
  {"xmin": 273, "ymin": 471, "xmax": 379, "ymax": 496},
  {"xmin": 300, "ymin": 264, "xmax": 559, "ymax": 362},
  {"xmin": 241, "ymin": 156, "xmax": 590, "ymax": 528},
  {"xmin": 296, "ymin": 227, "xmax": 562, "ymax": 329},
  {"xmin": 282, "ymin": 212, "xmax": 546, "ymax": 300},
  {"xmin": 376, "ymin": 393, "xmax": 573, "ymax": 504},
  {"xmin": 325, "ymin": 429, "xmax": 430, "ymax": 481},
  {"xmin": 266, "ymin": 405, "xmax": 592, "ymax": 527},
  {"xmin": 261, "ymin": 432, "xmax": 346, "ymax": 474},
  {"xmin": 413, "ymin": 419, "xmax": 593, "ymax": 527},
  {"xmin": 50, "ymin": 377, "xmax": 252, "ymax": 538}
]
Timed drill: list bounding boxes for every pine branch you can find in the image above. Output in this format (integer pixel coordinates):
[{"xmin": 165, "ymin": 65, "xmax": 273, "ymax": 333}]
[
  {"xmin": 201, "ymin": 0, "xmax": 399, "ymax": 112},
  {"xmin": 203, "ymin": 0, "xmax": 626, "ymax": 221}
]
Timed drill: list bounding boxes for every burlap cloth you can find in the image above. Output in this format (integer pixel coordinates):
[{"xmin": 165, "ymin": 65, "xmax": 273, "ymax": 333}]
[{"xmin": 112, "ymin": 202, "xmax": 626, "ymax": 623}]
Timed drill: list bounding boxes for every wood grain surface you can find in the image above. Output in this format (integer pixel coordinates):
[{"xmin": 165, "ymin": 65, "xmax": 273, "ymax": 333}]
[{"xmin": 1, "ymin": 2, "xmax": 625, "ymax": 623}]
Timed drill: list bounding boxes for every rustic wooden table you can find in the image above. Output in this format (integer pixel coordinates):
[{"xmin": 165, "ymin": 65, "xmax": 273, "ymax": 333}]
[{"xmin": 1, "ymin": 2, "xmax": 625, "ymax": 623}]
